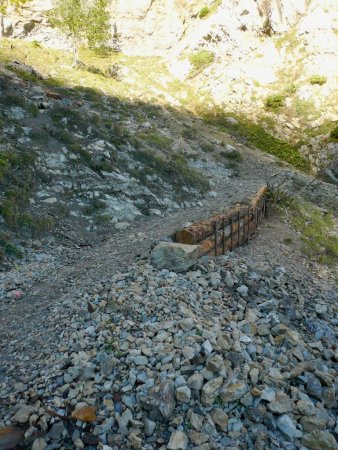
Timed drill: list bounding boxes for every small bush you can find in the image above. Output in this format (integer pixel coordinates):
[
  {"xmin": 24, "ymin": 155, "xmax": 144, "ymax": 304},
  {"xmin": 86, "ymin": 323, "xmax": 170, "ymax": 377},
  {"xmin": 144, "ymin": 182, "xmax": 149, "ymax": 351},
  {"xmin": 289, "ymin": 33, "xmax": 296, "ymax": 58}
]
[
  {"xmin": 330, "ymin": 124, "xmax": 338, "ymax": 140},
  {"xmin": 285, "ymin": 83, "xmax": 298, "ymax": 94},
  {"xmin": 265, "ymin": 94, "xmax": 285, "ymax": 110},
  {"xmin": 201, "ymin": 143, "xmax": 214, "ymax": 153},
  {"xmin": 182, "ymin": 128, "xmax": 196, "ymax": 140},
  {"xmin": 138, "ymin": 132, "xmax": 172, "ymax": 150},
  {"xmin": 0, "ymin": 233, "xmax": 23, "ymax": 259},
  {"xmin": 223, "ymin": 149, "xmax": 243, "ymax": 162},
  {"xmin": 309, "ymin": 75, "xmax": 327, "ymax": 86},
  {"xmin": 1, "ymin": 94, "xmax": 26, "ymax": 107},
  {"xmin": 189, "ymin": 50, "xmax": 215, "ymax": 73},
  {"xmin": 199, "ymin": 6, "xmax": 210, "ymax": 18},
  {"xmin": 29, "ymin": 128, "xmax": 50, "ymax": 144}
]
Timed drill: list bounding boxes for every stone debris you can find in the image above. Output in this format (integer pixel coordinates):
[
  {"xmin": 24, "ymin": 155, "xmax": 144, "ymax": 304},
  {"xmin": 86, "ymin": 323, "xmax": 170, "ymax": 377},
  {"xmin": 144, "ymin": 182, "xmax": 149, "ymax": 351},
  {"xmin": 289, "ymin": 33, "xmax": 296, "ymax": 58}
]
[
  {"xmin": 0, "ymin": 251, "xmax": 337, "ymax": 449},
  {"xmin": 151, "ymin": 242, "xmax": 201, "ymax": 272}
]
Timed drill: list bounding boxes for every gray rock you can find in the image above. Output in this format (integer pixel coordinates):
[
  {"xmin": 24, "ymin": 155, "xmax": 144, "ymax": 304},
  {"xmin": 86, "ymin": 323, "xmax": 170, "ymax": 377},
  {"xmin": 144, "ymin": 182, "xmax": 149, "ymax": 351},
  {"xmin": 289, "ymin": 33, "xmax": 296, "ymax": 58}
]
[
  {"xmin": 267, "ymin": 393, "xmax": 292, "ymax": 414},
  {"xmin": 167, "ymin": 431, "xmax": 188, "ymax": 450},
  {"xmin": 175, "ymin": 386, "xmax": 191, "ymax": 403},
  {"xmin": 12, "ymin": 405, "xmax": 32, "ymax": 424},
  {"xmin": 201, "ymin": 376, "xmax": 223, "ymax": 406},
  {"xmin": 276, "ymin": 414, "xmax": 302, "ymax": 441},
  {"xmin": 261, "ymin": 387, "xmax": 276, "ymax": 402},
  {"xmin": 141, "ymin": 381, "xmax": 176, "ymax": 421},
  {"xmin": 151, "ymin": 242, "xmax": 200, "ymax": 272},
  {"xmin": 210, "ymin": 408, "xmax": 228, "ymax": 430},
  {"xmin": 187, "ymin": 373, "xmax": 204, "ymax": 390},
  {"xmin": 32, "ymin": 438, "xmax": 47, "ymax": 450},
  {"xmin": 225, "ymin": 271, "xmax": 234, "ymax": 287},
  {"xmin": 220, "ymin": 382, "xmax": 248, "ymax": 403},
  {"xmin": 143, "ymin": 416, "xmax": 156, "ymax": 436},
  {"xmin": 302, "ymin": 430, "xmax": 338, "ymax": 449},
  {"xmin": 237, "ymin": 285, "xmax": 248, "ymax": 296},
  {"xmin": 179, "ymin": 318, "xmax": 194, "ymax": 332}
]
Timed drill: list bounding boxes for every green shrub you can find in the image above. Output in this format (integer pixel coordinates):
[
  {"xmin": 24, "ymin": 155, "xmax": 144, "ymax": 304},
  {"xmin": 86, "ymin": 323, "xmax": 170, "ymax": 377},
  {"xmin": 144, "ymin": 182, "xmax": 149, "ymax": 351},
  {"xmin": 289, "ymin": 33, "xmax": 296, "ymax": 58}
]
[
  {"xmin": 201, "ymin": 143, "xmax": 214, "ymax": 153},
  {"xmin": 223, "ymin": 149, "xmax": 243, "ymax": 162},
  {"xmin": 0, "ymin": 233, "xmax": 23, "ymax": 259},
  {"xmin": 265, "ymin": 94, "xmax": 285, "ymax": 110},
  {"xmin": 309, "ymin": 75, "xmax": 327, "ymax": 86},
  {"xmin": 182, "ymin": 128, "xmax": 196, "ymax": 140},
  {"xmin": 329, "ymin": 124, "xmax": 338, "ymax": 140},
  {"xmin": 189, "ymin": 50, "xmax": 215, "ymax": 73},
  {"xmin": 138, "ymin": 132, "xmax": 172, "ymax": 150},
  {"xmin": 199, "ymin": 6, "xmax": 210, "ymax": 18},
  {"xmin": 285, "ymin": 83, "xmax": 298, "ymax": 94},
  {"xmin": 29, "ymin": 128, "xmax": 50, "ymax": 144},
  {"xmin": 1, "ymin": 94, "xmax": 26, "ymax": 107}
]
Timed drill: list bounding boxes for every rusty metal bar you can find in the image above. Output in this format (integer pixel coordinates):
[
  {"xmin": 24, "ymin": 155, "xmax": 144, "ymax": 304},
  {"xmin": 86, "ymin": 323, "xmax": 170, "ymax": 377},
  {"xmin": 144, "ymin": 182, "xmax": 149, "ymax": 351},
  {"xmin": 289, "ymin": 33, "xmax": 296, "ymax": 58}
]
[
  {"xmin": 237, "ymin": 211, "xmax": 241, "ymax": 248},
  {"xmin": 247, "ymin": 207, "xmax": 250, "ymax": 242},
  {"xmin": 214, "ymin": 222, "xmax": 217, "ymax": 257},
  {"xmin": 230, "ymin": 215, "xmax": 234, "ymax": 251}
]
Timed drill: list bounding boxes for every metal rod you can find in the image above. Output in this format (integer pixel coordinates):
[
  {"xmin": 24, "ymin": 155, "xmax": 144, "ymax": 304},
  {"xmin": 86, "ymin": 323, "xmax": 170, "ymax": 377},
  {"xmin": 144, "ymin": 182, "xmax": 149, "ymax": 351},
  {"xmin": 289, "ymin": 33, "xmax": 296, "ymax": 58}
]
[
  {"xmin": 230, "ymin": 215, "xmax": 234, "ymax": 251},
  {"xmin": 247, "ymin": 207, "xmax": 250, "ymax": 244},
  {"xmin": 237, "ymin": 211, "xmax": 241, "ymax": 248},
  {"xmin": 214, "ymin": 222, "xmax": 217, "ymax": 257}
]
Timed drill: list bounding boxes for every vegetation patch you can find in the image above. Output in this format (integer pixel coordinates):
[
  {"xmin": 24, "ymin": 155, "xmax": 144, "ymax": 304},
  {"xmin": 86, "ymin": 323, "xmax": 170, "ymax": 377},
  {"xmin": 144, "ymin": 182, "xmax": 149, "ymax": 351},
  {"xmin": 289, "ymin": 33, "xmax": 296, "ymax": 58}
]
[
  {"xmin": 199, "ymin": 6, "xmax": 210, "ymax": 18},
  {"xmin": 189, "ymin": 50, "xmax": 215, "ymax": 74},
  {"xmin": 132, "ymin": 150, "xmax": 209, "ymax": 198},
  {"xmin": 329, "ymin": 123, "xmax": 338, "ymax": 141},
  {"xmin": 200, "ymin": 143, "xmax": 215, "ymax": 153},
  {"xmin": 29, "ymin": 128, "xmax": 50, "ymax": 145},
  {"xmin": 309, "ymin": 75, "xmax": 327, "ymax": 86},
  {"xmin": 223, "ymin": 149, "xmax": 243, "ymax": 162},
  {"xmin": 290, "ymin": 200, "xmax": 337, "ymax": 266},
  {"xmin": 138, "ymin": 132, "xmax": 172, "ymax": 150},
  {"xmin": 0, "ymin": 232, "xmax": 23, "ymax": 260},
  {"xmin": 202, "ymin": 109, "xmax": 310, "ymax": 171},
  {"xmin": 0, "ymin": 149, "xmax": 53, "ymax": 235},
  {"xmin": 265, "ymin": 94, "xmax": 285, "ymax": 110},
  {"xmin": 198, "ymin": 0, "xmax": 222, "ymax": 18}
]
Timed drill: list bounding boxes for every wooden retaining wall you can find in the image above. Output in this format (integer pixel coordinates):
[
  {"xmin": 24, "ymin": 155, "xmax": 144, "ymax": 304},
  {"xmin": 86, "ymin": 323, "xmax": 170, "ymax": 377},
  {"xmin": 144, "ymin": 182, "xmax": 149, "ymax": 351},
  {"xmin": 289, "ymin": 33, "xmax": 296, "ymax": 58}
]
[{"xmin": 175, "ymin": 186, "xmax": 268, "ymax": 257}]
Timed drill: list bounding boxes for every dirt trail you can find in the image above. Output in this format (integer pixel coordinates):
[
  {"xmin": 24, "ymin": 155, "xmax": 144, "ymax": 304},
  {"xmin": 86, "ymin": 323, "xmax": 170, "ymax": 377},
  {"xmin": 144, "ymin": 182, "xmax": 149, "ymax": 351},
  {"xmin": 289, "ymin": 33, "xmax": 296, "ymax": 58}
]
[{"xmin": 0, "ymin": 128, "xmax": 335, "ymax": 416}]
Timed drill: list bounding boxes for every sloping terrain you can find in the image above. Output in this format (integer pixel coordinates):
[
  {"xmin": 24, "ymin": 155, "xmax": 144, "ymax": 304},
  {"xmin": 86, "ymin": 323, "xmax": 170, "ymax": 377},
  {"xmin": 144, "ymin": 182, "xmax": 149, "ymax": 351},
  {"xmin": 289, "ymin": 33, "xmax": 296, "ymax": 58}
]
[
  {"xmin": 0, "ymin": 18, "xmax": 337, "ymax": 450},
  {"xmin": 3, "ymin": 0, "xmax": 338, "ymax": 176}
]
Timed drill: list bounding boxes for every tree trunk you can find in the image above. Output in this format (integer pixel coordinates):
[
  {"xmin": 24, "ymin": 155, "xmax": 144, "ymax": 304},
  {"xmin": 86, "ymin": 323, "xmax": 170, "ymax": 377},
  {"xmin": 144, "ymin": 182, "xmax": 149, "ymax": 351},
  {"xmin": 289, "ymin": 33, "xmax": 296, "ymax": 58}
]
[
  {"xmin": 0, "ymin": 14, "xmax": 5, "ymax": 38},
  {"xmin": 72, "ymin": 45, "xmax": 79, "ymax": 66}
]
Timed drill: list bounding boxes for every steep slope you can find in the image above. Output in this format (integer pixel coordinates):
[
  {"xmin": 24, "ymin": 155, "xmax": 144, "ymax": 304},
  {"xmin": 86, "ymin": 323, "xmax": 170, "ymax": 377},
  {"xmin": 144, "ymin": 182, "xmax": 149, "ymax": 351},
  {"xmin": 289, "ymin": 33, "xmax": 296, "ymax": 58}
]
[{"xmin": 3, "ymin": 0, "xmax": 338, "ymax": 177}]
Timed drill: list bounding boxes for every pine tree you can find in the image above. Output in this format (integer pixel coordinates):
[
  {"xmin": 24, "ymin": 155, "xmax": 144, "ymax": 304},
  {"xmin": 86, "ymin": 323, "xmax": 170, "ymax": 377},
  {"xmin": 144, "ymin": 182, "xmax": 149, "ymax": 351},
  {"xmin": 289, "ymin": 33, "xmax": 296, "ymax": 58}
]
[
  {"xmin": 50, "ymin": 0, "xmax": 111, "ymax": 66},
  {"xmin": 0, "ymin": 0, "xmax": 29, "ymax": 37}
]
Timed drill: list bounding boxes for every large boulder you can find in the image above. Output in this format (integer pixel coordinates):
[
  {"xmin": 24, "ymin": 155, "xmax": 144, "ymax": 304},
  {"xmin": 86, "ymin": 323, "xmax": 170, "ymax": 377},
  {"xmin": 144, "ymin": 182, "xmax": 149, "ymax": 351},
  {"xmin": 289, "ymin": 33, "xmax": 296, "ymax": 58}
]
[{"xmin": 151, "ymin": 242, "xmax": 200, "ymax": 272}]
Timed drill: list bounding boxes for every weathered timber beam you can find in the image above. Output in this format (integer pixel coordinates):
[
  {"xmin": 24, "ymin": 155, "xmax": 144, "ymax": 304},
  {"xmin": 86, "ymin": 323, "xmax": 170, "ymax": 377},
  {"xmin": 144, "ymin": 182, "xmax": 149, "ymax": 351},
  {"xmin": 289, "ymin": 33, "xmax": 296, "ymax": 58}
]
[{"xmin": 176, "ymin": 186, "xmax": 268, "ymax": 245}]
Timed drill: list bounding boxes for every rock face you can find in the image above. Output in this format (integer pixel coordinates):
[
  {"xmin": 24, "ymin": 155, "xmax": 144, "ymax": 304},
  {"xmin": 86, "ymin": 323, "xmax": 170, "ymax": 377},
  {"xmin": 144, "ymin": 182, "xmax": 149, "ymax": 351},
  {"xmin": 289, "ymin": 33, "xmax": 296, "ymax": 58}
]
[
  {"xmin": 151, "ymin": 242, "xmax": 200, "ymax": 272},
  {"xmin": 6, "ymin": 0, "xmax": 309, "ymax": 55}
]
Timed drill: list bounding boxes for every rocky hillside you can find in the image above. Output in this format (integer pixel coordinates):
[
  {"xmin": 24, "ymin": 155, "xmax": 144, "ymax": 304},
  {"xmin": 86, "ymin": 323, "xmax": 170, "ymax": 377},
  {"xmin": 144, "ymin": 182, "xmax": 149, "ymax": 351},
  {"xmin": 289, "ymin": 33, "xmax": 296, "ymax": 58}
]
[
  {"xmin": 0, "ymin": 3, "xmax": 337, "ymax": 450},
  {"xmin": 3, "ymin": 0, "xmax": 338, "ymax": 176}
]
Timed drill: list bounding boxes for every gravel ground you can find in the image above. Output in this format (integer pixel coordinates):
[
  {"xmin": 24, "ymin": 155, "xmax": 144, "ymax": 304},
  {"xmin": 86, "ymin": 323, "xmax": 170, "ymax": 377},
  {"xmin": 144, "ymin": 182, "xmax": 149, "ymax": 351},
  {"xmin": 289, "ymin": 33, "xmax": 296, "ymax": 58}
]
[{"xmin": 0, "ymin": 135, "xmax": 337, "ymax": 450}]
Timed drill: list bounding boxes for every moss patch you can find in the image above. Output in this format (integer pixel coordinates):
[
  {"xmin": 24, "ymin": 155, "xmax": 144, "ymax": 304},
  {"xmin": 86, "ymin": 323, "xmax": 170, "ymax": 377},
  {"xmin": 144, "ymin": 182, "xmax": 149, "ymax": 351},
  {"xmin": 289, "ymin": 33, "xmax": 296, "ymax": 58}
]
[{"xmin": 189, "ymin": 50, "xmax": 215, "ymax": 74}]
